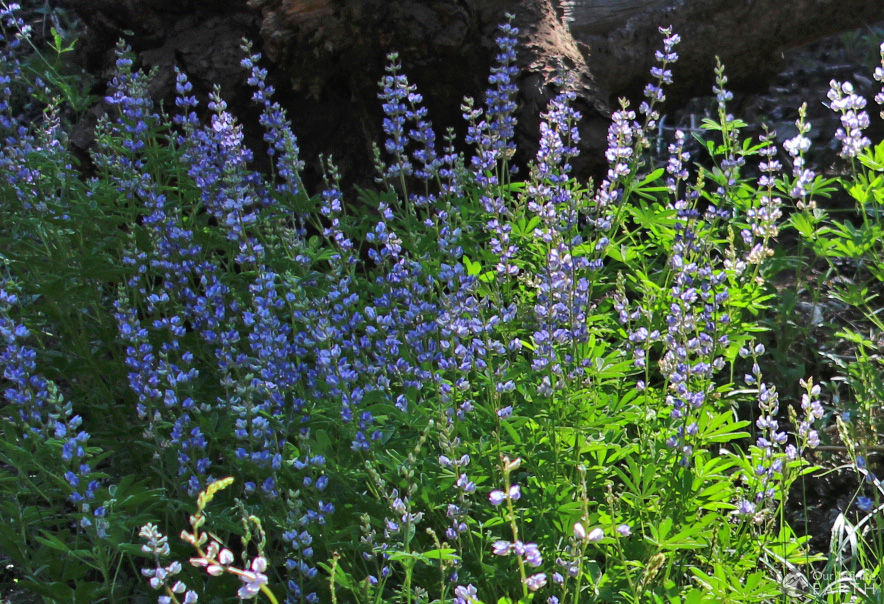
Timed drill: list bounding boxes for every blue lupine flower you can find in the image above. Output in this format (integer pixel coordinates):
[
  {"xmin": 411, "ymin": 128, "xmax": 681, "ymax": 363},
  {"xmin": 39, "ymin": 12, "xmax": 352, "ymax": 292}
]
[
  {"xmin": 0, "ymin": 287, "xmax": 105, "ymax": 526},
  {"xmin": 241, "ymin": 43, "xmax": 305, "ymax": 202},
  {"xmin": 464, "ymin": 17, "xmax": 519, "ymax": 189}
]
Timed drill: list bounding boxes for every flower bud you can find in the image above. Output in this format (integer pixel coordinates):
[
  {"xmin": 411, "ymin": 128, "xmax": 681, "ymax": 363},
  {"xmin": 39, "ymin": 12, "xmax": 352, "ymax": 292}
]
[{"xmin": 504, "ymin": 457, "xmax": 521, "ymax": 472}]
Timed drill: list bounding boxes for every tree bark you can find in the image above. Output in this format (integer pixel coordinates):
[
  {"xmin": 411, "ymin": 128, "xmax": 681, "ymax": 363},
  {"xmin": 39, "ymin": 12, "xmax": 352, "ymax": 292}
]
[
  {"xmin": 576, "ymin": 0, "xmax": 884, "ymax": 106},
  {"xmin": 60, "ymin": 0, "xmax": 884, "ymax": 186}
]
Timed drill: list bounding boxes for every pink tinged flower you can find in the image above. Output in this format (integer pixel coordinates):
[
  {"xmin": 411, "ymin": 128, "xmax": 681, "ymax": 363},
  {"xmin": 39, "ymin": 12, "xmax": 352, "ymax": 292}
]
[
  {"xmin": 573, "ymin": 522, "xmax": 586, "ymax": 540},
  {"xmin": 587, "ymin": 528, "xmax": 604, "ymax": 542},
  {"xmin": 492, "ymin": 540, "xmax": 511, "ymax": 555},
  {"xmin": 206, "ymin": 565, "xmax": 225, "ymax": 576},
  {"xmin": 525, "ymin": 573, "xmax": 547, "ymax": 591},
  {"xmin": 616, "ymin": 524, "xmax": 631, "ymax": 536},
  {"xmin": 219, "ymin": 549, "xmax": 234, "ymax": 565},
  {"xmin": 237, "ymin": 556, "xmax": 269, "ymax": 599},
  {"xmin": 489, "ymin": 490, "xmax": 506, "ymax": 506},
  {"xmin": 523, "ymin": 543, "xmax": 543, "ymax": 567},
  {"xmin": 508, "ymin": 484, "xmax": 521, "ymax": 501},
  {"xmin": 737, "ymin": 500, "xmax": 756, "ymax": 515},
  {"xmin": 454, "ymin": 584, "xmax": 479, "ymax": 603}
]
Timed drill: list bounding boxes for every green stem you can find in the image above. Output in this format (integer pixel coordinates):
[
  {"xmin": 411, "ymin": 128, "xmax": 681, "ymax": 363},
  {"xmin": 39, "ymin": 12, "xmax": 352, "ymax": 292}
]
[
  {"xmin": 503, "ymin": 466, "xmax": 529, "ymax": 600},
  {"xmin": 259, "ymin": 583, "xmax": 280, "ymax": 604}
]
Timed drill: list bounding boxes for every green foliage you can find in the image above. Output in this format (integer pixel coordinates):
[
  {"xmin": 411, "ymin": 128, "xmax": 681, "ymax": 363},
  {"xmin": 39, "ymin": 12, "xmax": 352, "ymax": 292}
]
[{"xmin": 1, "ymin": 6, "xmax": 884, "ymax": 604}]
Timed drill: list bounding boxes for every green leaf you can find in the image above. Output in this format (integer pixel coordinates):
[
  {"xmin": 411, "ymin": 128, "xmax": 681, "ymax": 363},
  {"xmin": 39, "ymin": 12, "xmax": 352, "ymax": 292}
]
[
  {"xmin": 463, "ymin": 255, "xmax": 481, "ymax": 276},
  {"xmin": 500, "ymin": 418, "xmax": 523, "ymax": 446},
  {"xmin": 317, "ymin": 561, "xmax": 356, "ymax": 591}
]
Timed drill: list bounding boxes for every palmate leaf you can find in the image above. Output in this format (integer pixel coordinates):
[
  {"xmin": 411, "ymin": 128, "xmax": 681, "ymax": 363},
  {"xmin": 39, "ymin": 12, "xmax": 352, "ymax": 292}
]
[
  {"xmin": 697, "ymin": 409, "xmax": 750, "ymax": 444},
  {"xmin": 647, "ymin": 515, "xmax": 711, "ymax": 550},
  {"xmin": 385, "ymin": 547, "xmax": 458, "ymax": 563},
  {"xmin": 789, "ymin": 211, "xmax": 819, "ymax": 240},
  {"xmin": 764, "ymin": 523, "xmax": 823, "ymax": 567},
  {"xmin": 689, "ymin": 567, "xmax": 782, "ymax": 603}
]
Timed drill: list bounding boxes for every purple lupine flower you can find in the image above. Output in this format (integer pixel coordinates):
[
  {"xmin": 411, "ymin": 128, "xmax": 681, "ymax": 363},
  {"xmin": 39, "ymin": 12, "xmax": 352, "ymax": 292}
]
[
  {"xmin": 377, "ymin": 54, "xmax": 440, "ymax": 198},
  {"xmin": 140, "ymin": 523, "xmax": 197, "ymax": 599},
  {"xmin": 873, "ymin": 43, "xmax": 884, "ymax": 117},
  {"xmin": 586, "ymin": 528, "xmax": 604, "ymax": 542},
  {"xmin": 232, "ymin": 268, "xmax": 305, "ymax": 489},
  {"xmin": 454, "ymin": 584, "xmax": 479, "ymax": 604},
  {"xmin": 465, "ymin": 28, "xmax": 523, "ymax": 280},
  {"xmin": 465, "ymin": 17, "xmax": 519, "ymax": 176},
  {"xmin": 783, "ymin": 104, "xmax": 817, "ymax": 208},
  {"xmin": 0, "ymin": 288, "xmax": 104, "ymax": 527},
  {"xmin": 241, "ymin": 42, "xmax": 305, "ymax": 202},
  {"xmin": 522, "ymin": 542, "xmax": 543, "ymax": 567},
  {"xmin": 640, "ymin": 26, "xmax": 679, "ymax": 127},
  {"xmin": 0, "ymin": 9, "xmax": 76, "ymax": 218},
  {"xmin": 827, "ymin": 79, "xmax": 872, "ymax": 158},
  {"xmin": 525, "ymin": 87, "xmax": 597, "ymax": 388},
  {"xmin": 0, "ymin": 5, "xmax": 27, "ymax": 129},
  {"xmin": 734, "ymin": 128, "xmax": 783, "ymax": 271},
  {"xmin": 492, "ymin": 540, "xmax": 511, "ymax": 555},
  {"xmin": 114, "ymin": 292, "xmax": 205, "ymax": 494},
  {"xmin": 525, "ymin": 573, "xmax": 548, "ymax": 591},
  {"xmin": 665, "ymin": 130, "xmax": 690, "ymax": 194},
  {"xmin": 489, "ymin": 490, "xmax": 506, "ymax": 506},
  {"xmin": 99, "ymin": 58, "xmax": 235, "ymax": 495},
  {"xmin": 237, "ymin": 556, "xmax": 269, "ymax": 599},
  {"xmin": 378, "ymin": 53, "xmax": 414, "ymax": 181},
  {"xmin": 175, "ymin": 84, "xmax": 274, "ymax": 265},
  {"xmin": 573, "ymin": 522, "xmax": 587, "ymax": 540},
  {"xmin": 463, "ymin": 17, "xmax": 519, "ymax": 193},
  {"xmin": 644, "ymin": 193, "xmax": 731, "ymax": 465}
]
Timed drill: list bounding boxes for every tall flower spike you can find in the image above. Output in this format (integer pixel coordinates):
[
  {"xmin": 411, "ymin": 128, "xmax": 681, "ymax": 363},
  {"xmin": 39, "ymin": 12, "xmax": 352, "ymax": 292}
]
[
  {"xmin": 0, "ymin": 287, "xmax": 105, "ymax": 530},
  {"xmin": 378, "ymin": 53, "xmax": 415, "ymax": 182},
  {"xmin": 376, "ymin": 55, "xmax": 440, "ymax": 196},
  {"xmin": 783, "ymin": 103, "xmax": 816, "ymax": 208},
  {"xmin": 464, "ymin": 16, "xmax": 520, "ymax": 185},
  {"xmin": 827, "ymin": 79, "xmax": 871, "ymax": 159},
  {"xmin": 177, "ymin": 85, "xmax": 275, "ymax": 265},
  {"xmin": 242, "ymin": 41, "xmax": 305, "ymax": 201},
  {"xmin": 875, "ymin": 42, "xmax": 884, "ymax": 118}
]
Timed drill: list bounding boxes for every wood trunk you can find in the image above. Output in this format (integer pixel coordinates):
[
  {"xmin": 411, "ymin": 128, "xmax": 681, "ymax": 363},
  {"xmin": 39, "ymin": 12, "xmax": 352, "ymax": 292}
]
[{"xmin": 61, "ymin": 0, "xmax": 884, "ymax": 185}]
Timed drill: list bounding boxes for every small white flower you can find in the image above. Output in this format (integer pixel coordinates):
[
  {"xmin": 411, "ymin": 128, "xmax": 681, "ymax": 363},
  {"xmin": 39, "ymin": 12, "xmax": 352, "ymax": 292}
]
[
  {"xmin": 237, "ymin": 556, "xmax": 269, "ymax": 599},
  {"xmin": 573, "ymin": 522, "xmax": 587, "ymax": 541},
  {"xmin": 219, "ymin": 549, "xmax": 234, "ymax": 565},
  {"xmin": 206, "ymin": 565, "xmax": 224, "ymax": 576}
]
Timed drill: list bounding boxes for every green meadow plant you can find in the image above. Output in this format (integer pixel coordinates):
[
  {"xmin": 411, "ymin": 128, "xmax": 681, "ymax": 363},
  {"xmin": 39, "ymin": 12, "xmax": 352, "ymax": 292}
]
[
  {"xmin": 2, "ymin": 2, "xmax": 884, "ymax": 603},
  {"xmin": 775, "ymin": 40, "xmax": 884, "ymax": 601}
]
